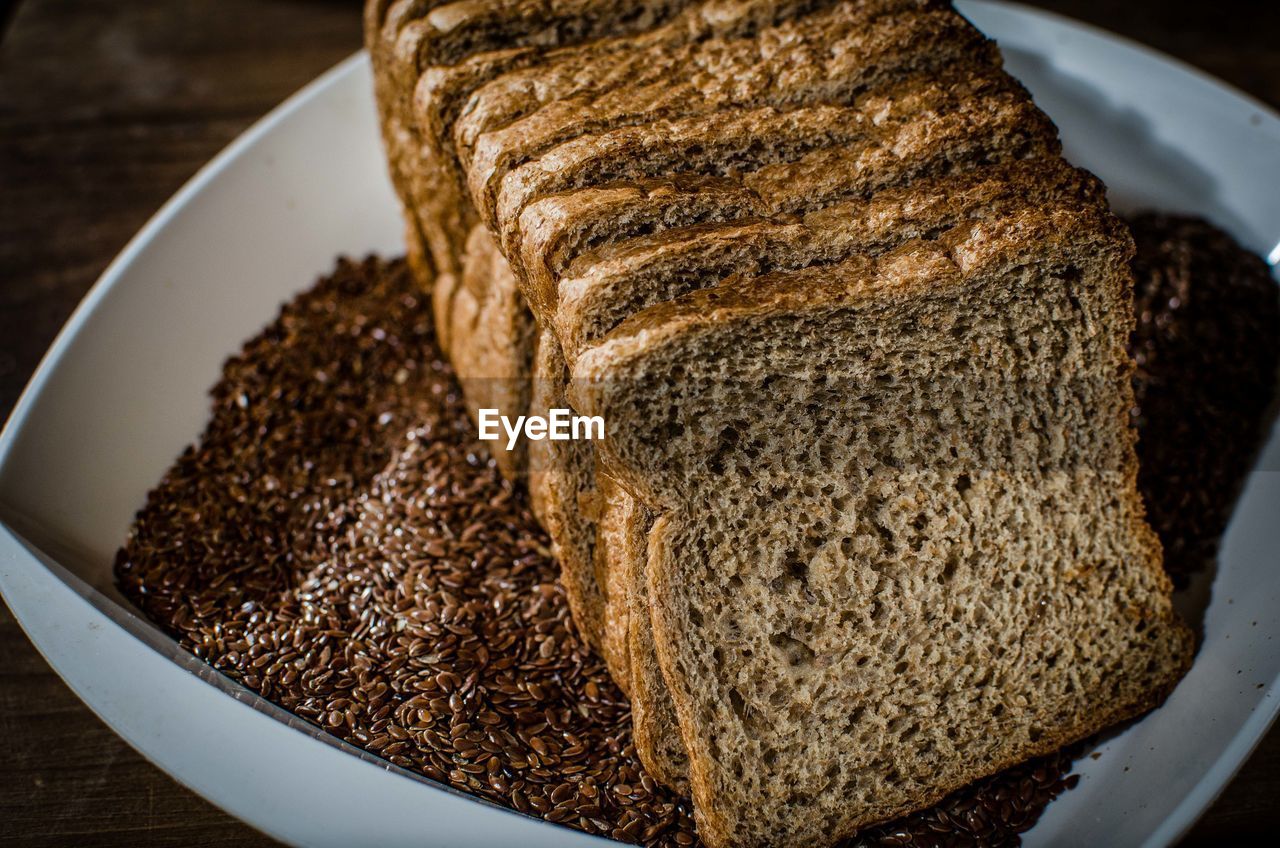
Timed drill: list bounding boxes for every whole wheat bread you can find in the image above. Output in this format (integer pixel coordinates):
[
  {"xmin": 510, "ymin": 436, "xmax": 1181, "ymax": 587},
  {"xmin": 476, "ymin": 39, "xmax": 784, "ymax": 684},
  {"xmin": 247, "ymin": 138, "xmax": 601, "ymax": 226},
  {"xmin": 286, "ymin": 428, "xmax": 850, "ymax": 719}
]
[
  {"xmin": 453, "ymin": 225, "xmax": 534, "ymax": 479},
  {"xmin": 570, "ymin": 204, "xmax": 1194, "ymax": 845},
  {"xmin": 596, "ymin": 480, "xmax": 692, "ymax": 790},
  {"xmin": 500, "ymin": 57, "xmax": 1056, "ymax": 687},
  {"xmin": 577, "ymin": 156, "xmax": 1122, "ymax": 796},
  {"xmin": 392, "ymin": 1, "xmax": 911, "ymax": 652},
  {"xmin": 462, "ymin": 2, "xmax": 989, "ymax": 227},
  {"xmin": 368, "ymin": 2, "xmax": 1195, "ymax": 843},
  {"xmin": 552, "ymin": 157, "xmax": 1089, "ymax": 362},
  {"xmin": 527, "ymin": 329, "xmax": 607, "ymax": 649}
]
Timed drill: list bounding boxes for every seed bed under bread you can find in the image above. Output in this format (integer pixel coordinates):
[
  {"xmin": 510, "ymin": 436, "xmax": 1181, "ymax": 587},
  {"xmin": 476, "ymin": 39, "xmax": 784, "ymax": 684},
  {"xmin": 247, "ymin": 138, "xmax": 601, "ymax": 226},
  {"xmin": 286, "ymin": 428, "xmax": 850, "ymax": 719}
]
[{"xmin": 116, "ymin": 234, "xmax": 1278, "ymax": 845}]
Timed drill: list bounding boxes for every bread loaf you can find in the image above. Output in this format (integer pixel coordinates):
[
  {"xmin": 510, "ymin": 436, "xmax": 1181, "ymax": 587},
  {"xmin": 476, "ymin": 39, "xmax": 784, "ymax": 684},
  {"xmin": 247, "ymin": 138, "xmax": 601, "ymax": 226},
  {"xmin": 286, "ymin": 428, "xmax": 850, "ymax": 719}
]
[{"xmin": 368, "ymin": 2, "xmax": 1195, "ymax": 844}]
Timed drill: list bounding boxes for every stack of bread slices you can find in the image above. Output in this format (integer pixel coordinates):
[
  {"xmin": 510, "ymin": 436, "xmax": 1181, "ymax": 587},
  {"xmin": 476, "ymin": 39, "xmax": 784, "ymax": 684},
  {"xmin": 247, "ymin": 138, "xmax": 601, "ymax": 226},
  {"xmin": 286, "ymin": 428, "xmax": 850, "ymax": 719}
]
[{"xmin": 366, "ymin": 1, "xmax": 1194, "ymax": 845}]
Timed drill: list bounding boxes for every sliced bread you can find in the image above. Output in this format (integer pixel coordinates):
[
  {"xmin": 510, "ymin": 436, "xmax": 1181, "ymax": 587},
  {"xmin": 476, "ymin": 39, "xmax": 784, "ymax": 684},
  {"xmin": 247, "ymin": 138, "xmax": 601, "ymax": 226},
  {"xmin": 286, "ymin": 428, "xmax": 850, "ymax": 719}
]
[
  {"xmin": 571, "ymin": 204, "xmax": 1195, "ymax": 846},
  {"xmin": 552, "ymin": 157, "xmax": 1091, "ymax": 362},
  {"xmin": 596, "ymin": 482, "xmax": 692, "ymax": 791},
  {"xmin": 594, "ymin": 471, "xmax": 639, "ymax": 694},
  {"xmin": 515, "ymin": 88, "xmax": 1052, "ymax": 317},
  {"xmin": 528, "ymin": 329, "xmax": 606, "ymax": 650},
  {"xmin": 371, "ymin": 5, "xmax": 1196, "ymax": 842},
  {"xmin": 462, "ymin": 2, "xmax": 988, "ymax": 223},
  {"xmin": 583, "ymin": 156, "xmax": 1109, "ymax": 794},
  {"xmin": 453, "ymin": 225, "xmax": 535, "ymax": 479},
  {"xmin": 491, "ymin": 69, "xmax": 1028, "ymax": 296}
]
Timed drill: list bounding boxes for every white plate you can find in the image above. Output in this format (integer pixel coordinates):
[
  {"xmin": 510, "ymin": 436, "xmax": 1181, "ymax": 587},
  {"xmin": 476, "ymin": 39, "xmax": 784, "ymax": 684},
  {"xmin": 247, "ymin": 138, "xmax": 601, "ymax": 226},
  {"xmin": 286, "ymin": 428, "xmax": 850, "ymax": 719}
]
[{"xmin": 1, "ymin": 3, "xmax": 1278, "ymax": 846}]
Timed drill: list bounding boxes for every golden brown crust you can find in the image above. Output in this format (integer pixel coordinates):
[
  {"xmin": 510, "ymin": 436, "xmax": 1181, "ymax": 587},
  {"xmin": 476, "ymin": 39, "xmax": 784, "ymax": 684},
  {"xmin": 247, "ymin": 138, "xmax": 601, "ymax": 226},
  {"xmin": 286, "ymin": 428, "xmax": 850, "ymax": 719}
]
[
  {"xmin": 493, "ymin": 67, "xmax": 1029, "ymax": 305},
  {"xmin": 453, "ymin": 226, "xmax": 534, "ymax": 479},
  {"xmin": 594, "ymin": 472, "xmax": 634, "ymax": 694},
  {"xmin": 597, "ymin": 473, "xmax": 691, "ymax": 792},
  {"xmin": 464, "ymin": 2, "xmax": 989, "ymax": 228},
  {"xmin": 626, "ymin": 512, "xmax": 693, "ymax": 792}
]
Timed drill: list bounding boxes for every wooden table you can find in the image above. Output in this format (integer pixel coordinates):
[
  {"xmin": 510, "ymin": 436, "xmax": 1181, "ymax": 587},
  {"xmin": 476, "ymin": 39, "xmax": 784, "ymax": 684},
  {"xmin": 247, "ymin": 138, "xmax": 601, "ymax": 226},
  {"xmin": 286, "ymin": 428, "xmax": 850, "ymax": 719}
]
[{"xmin": 1, "ymin": 1, "xmax": 1276, "ymax": 844}]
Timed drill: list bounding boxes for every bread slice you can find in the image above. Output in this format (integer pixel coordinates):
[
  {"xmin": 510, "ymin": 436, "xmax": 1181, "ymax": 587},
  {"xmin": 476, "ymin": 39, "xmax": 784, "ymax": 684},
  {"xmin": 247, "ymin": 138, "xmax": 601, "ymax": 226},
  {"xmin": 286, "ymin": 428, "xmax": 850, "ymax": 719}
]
[
  {"xmin": 407, "ymin": 0, "xmax": 714, "ymax": 294},
  {"xmin": 375, "ymin": 3, "xmax": 474, "ymax": 283},
  {"xmin": 518, "ymin": 176, "xmax": 768, "ymax": 326},
  {"xmin": 451, "ymin": 0, "xmax": 852, "ymax": 168},
  {"xmin": 409, "ymin": 11, "xmax": 1177, "ymax": 824},
  {"xmin": 594, "ymin": 471, "xmax": 638, "ymax": 693},
  {"xmin": 472, "ymin": 48, "xmax": 1067, "ymax": 800},
  {"xmin": 398, "ymin": 1, "xmax": 800, "ymax": 429},
  {"xmin": 462, "ymin": 2, "xmax": 990, "ymax": 224},
  {"xmin": 515, "ymin": 86, "xmax": 1051, "ymax": 319},
  {"xmin": 374, "ymin": 0, "xmax": 691, "ymax": 467},
  {"xmin": 531, "ymin": 127, "xmax": 1073, "ymax": 782},
  {"xmin": 372, "ymin": 0, "xmax": 707, "ymax": 312},
  {"xmin": 571, "ymin": 202, "xmax": 1195, "ymax": 845},
  {"xmin": 552, "ymin": 157, "xmax": 1089, "ymax": 363},
  {"xmin": 449, "ymin": 230, "xmax": 605, "ymax": 653},
  {"xmin": 547, "ymin": 154, "xmax": 1053, "ymax": 775},
  {"xmin": 578, "ymin": 156, "xmax": 1108, "ymax": 789},
  {"xmin": 367, "ymin": 1, "xmax": 455, "ymax": 293},
  {"xmin": 492, "ymin": 68, "xmax": 1031, "ymax": 301},
  {"xmin": 508, "ymin": 68, "xmax": 1047, "ymax": 315},
  {"xmin": 528, "ymin": 329, "xmax": 606, "ymax": 649},
  {"xmin": 596, "ymin": 481, "xmax": 693, "ymax": 791},
  {"xmin": 398, "ymin": 0, "xmax": 1012, "ymax": 521},
  {"xmin": 378, "ymin": 0, "xmax": 768, "ymax": 458},
  {"xmin": 588, "ymin": 157, "xmax": 1108, "ymax": 792}
]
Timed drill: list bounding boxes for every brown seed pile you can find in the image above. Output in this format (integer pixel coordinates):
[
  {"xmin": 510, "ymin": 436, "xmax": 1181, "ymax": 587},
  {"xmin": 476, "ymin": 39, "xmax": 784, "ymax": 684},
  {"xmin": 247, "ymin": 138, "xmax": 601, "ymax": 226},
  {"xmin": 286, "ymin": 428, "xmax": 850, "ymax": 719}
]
[
  {"xmin": 1128, "ymin": 213, "xmax": 1280, "ymax": 586},
  {"xmin": 116, "ymin": 213, "xmax": 1277, "ymax": 848},
  {"xmin": 116, "ymin": 256, "xmax": 699, "ymax": 846}
]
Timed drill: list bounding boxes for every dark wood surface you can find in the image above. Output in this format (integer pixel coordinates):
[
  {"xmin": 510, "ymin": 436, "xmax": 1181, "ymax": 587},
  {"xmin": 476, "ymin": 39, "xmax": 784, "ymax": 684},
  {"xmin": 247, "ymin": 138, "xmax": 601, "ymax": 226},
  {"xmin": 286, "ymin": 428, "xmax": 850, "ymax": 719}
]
[{"xmin": 0, "ymin": 1, "xmax": 1277, "ymax": 845}]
